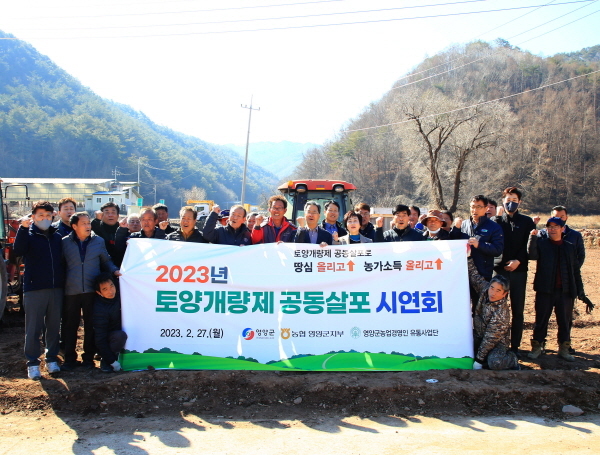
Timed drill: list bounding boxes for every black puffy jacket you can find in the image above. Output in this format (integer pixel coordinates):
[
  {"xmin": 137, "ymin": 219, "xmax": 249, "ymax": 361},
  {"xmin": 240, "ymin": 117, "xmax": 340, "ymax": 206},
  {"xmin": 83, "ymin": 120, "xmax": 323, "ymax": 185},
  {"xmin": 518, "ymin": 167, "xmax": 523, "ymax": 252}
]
[{"xmin": 528, "ymin": 235, "xmax": 583, "ymax": 298}]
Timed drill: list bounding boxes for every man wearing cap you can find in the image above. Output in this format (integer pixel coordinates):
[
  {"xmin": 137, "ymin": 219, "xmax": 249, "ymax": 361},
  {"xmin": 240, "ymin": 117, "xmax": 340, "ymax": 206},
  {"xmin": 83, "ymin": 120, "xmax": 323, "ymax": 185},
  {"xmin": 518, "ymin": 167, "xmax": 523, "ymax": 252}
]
[
  {"xmin": 539, "ymin": 205, "xmax": 586, "ymax": 354},
  {"xmin": 538, "ymin": 206, "xmax": 585, "ymax": 268},
  {"xmin": 421, "ymin": 210, "xmax": 464, "ymax": 240},
  {"xmin": 492, "ymin": 187, "xmax": 537, "ymax": 355},
  {"xmin": 375, "ymin": 204, "xmax": 424, "ymax": 242},
  {"xmin": 527, "ymin": 217, "xmax": 585, "ymax": 362}
]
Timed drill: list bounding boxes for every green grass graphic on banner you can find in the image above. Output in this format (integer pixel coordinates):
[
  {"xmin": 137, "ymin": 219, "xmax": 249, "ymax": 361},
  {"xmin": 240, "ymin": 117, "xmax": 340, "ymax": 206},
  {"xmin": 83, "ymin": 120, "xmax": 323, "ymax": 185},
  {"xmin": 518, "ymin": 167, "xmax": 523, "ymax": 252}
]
[{"xmin": 121, "ymin": 352, "xmax": 473, "ymax": 371}]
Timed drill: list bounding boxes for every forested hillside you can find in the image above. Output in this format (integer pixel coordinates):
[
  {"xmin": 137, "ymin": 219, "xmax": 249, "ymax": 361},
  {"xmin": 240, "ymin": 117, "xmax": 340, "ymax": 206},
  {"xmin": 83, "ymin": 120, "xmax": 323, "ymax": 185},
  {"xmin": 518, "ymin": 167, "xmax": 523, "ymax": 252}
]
[
  {"xmin": 0, "ymin": 31, "xmax": 279, "ymax": 208},
  {"xmin": 295, "ymin": 41, "xmax": 600, "ymax": 214}
]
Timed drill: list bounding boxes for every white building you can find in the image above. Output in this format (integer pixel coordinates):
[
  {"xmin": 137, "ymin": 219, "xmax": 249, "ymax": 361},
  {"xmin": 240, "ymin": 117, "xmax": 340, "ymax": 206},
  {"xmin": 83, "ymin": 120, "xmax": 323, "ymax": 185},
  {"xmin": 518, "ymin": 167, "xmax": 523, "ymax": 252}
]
[
  {"xmin": 1, "ymin": 178, "xmax": 142, "ymax": 215},
  {"xmin": 86, "ymin": 183, "xmax": 142, "ymax": 214}
]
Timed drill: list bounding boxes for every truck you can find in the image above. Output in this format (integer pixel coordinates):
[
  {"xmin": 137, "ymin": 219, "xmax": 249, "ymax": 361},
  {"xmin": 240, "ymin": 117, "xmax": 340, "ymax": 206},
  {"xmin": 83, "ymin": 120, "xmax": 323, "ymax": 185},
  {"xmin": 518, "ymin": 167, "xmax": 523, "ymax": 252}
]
[
  {"xmin": 186, "ymin": 200, "xmax": 230, "ymax": 229},
  {"xmin": 186, "ymin": 200, "xmax": 214, "ymax": 218},
  {"xmin": 277, "ymin": 179, "xmax": 357, "ymax": 222},
  {"xmin": 0, "ymin": 181, "xmax": 6, "ymax": 319}
]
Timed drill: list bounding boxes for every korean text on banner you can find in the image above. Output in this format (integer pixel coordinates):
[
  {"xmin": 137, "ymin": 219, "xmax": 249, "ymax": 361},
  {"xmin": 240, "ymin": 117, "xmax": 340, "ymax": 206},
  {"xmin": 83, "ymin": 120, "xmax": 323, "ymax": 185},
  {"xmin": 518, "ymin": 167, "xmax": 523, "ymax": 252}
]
[{"xmin": 119, "ymin": 239, "xmax": 473, "ymax": 371}]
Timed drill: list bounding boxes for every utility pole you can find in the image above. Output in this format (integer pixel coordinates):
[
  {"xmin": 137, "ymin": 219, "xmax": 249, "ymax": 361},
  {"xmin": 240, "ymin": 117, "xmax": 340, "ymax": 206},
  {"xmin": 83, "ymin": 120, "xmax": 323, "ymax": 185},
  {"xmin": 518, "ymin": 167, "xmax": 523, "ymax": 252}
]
[
  {"xmin": 240, "ymin": 96, "xmax": 260, "ymax": 205},
  {"xmin": 137, "ymin": 157, "xmax": 141, "ymax": 195}
]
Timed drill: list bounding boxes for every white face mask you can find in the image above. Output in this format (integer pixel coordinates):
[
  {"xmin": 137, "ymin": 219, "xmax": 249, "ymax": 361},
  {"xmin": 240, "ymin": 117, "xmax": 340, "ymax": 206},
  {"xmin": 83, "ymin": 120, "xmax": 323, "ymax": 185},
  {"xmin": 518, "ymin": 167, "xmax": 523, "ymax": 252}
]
[
  {"xmin": 34, "ymin": 219, "xmax": 52, "ymax": 231},
  {"xmin": 428, "ymin": 228, "xmax": 441, "ymax": 235}
]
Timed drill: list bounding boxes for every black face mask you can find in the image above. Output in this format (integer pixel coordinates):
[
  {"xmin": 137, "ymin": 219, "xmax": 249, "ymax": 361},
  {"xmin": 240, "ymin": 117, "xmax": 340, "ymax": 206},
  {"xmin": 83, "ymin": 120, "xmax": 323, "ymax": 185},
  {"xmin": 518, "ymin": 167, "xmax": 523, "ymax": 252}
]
[{"xmin": 505, "ymin": 201, "xmax": 519, "ymax": 213}]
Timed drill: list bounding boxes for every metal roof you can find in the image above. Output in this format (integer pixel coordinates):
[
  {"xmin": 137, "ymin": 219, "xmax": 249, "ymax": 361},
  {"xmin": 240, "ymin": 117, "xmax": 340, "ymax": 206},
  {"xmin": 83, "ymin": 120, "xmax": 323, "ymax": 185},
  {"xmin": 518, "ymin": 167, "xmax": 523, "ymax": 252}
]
[
  {"xmin": 1, "ymin": 178, "xmax": 138, "ymax": 185},
  {"xmin": 1, "ymin": 178, "xmax": 113, "ymax": 184}
]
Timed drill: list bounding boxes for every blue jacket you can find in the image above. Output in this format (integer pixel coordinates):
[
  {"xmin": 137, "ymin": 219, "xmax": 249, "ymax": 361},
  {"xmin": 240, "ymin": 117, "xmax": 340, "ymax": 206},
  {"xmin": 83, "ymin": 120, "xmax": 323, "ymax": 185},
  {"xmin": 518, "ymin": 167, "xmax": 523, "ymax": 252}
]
[
  {"xmin": 294, "ymin": 226, "xmax": 334, "ymax": 245},
  {"xmin": 461, "ymin": 216, "xmax": 504, "ymax": 280},
  {"xmin": 115, "ymin": 226, "xmax": 166, "ymax": 261},
  {"xmin": 52, "ymin": 220, "xmax": 73, "ymax": 238},
  {"xmin": 202, "ymin": 211, "xmax": 252, "ymax": 246},
  {"xmin": 375, "ymin": 226, "xmax": 424, "ymax": 242},
  {"xmin": 62, "ymin": 232, "xmax": 118, "ymax": 296},
  {"xmin": 321, "ymin": 220, "xmax": 347, "ymax": 238},
  {"xmin": 13, "ymin": 225, "xmax": 64, "ymax": 293},
  {"xmin": 359, "ymin": 222, "xmax": 375, "ymax": 241}
]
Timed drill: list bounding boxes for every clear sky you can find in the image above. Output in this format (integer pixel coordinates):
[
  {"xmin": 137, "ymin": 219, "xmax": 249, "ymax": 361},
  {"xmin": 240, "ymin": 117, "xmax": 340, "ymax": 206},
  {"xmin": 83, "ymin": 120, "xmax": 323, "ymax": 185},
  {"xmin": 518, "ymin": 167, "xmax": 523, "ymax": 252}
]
[{"xmin": 1, "ymin": 0, "xmax": 599, "ymax": 147}]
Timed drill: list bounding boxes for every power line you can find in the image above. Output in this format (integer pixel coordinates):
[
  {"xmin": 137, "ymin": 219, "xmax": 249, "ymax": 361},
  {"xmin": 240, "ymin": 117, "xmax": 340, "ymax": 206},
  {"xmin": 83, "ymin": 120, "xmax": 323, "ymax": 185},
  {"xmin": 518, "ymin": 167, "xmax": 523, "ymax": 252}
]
[
  {"xmin": 506, "ymin": 0, "xmax": 597, "ymax": 39},
  {"xmin": 11, "ymin": 0, "xmax": 490, "ymax": 32},
  {"xmin": 0, "ymin": 0, "xmax": 594, "ymax": 39},
  {"xmin": 13, "ymin": 0, "xmax": 348, "ymax": 20},
  {"xmin": 343, "ymin": 69, "xmax": 600, "ymax": 134},
  {"xmin": 142, "ymin": 163, "xmax": 168, "ymax": 171},
  {"xmin": 388, "ymin": 1, "xmax": 599, "ymax": 92},
  {"xmin": 517, "ymin": 7, "xmax": 600, "ymax": 44},
  {"xmin": 473, "ymin": 0, "xmax": 560, "ymax": 39},
  {"xmin": 397, "ymin": 0, "xmax": 562, "ymax": 84},
  {"xmin": 397, "ymin": 0, "xmax": 562, "ymax": 79}
]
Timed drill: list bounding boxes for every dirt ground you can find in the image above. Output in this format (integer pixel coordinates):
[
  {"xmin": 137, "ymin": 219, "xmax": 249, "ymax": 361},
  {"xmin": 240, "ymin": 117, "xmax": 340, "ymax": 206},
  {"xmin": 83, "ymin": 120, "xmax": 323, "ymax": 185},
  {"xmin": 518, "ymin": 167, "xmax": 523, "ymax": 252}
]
[{"xmin": 1, "ymin": 249, "xmax": 599, "ymax": 422}]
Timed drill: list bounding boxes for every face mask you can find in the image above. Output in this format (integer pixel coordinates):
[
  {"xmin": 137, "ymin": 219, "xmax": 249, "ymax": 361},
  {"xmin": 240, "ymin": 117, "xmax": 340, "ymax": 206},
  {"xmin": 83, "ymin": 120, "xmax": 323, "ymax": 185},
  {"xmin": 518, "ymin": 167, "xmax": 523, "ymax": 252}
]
[
  {"xmin": 505, "ymin": 201, "xmax": 519, "ymax": 213},
  {"xmin": 428, "ymin": 228, "xmax": 441, "ymax": 235},
  {"xmin": 34, "ymin": 219, "xmax": 52, "ymax": 231}
]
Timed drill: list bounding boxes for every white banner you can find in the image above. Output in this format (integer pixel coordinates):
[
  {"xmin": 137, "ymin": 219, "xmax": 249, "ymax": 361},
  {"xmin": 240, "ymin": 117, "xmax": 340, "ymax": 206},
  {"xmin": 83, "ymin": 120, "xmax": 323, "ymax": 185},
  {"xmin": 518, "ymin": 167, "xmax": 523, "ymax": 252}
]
[{"xmin": 119, "ymin": 239, "xmax": 473, "ymax": 371}]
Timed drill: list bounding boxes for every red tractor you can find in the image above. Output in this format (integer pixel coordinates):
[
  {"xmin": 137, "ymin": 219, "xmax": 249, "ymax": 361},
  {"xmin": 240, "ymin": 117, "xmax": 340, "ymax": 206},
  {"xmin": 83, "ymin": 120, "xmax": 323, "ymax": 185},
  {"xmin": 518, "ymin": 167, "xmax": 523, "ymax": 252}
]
[
  {"xmin": 277, "ymin": 179, "xmax": 356, "ymax": 222},
  {"xmin": 1, "ymin": 179, "xmax": 27, "ymax": 319}
]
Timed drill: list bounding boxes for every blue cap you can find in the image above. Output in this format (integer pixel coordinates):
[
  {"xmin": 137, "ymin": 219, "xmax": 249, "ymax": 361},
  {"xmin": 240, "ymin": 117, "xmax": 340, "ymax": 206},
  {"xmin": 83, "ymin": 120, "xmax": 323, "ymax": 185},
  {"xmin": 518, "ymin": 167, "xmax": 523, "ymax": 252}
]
[{"xmin": 546, "ymin": 216, "xmax": 565, "ymax": 227}]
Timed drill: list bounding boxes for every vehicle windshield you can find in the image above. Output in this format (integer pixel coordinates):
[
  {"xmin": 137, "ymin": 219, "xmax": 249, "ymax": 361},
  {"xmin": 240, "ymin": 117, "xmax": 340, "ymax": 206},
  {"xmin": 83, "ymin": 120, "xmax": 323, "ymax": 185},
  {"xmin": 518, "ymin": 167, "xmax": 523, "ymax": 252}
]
[{"xmin": 283, "ymin": 191, "xmax": 352, "ymax": 225}]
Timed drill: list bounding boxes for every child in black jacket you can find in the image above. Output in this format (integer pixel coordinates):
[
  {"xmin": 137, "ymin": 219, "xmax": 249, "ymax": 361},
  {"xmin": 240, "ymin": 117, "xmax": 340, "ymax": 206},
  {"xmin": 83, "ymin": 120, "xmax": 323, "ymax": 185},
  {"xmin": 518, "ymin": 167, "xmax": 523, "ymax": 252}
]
[{"xmin": 93, "ymin": 273, "xmax": 127, "ymax": 372}]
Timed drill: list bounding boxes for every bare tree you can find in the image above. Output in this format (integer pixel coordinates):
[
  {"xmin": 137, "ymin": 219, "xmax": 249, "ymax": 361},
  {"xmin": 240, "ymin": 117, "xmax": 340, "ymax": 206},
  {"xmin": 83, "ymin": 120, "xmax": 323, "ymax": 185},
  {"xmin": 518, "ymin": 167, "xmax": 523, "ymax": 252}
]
[
  {"xmin": 445, "ymin": 101, "xmax": 515, "ymax": 212},
  {"xmin": 182, "ymin": 185, "xmax": 207, "ymax": 202},
  {"xmin": 389, "ymin": 89, "xmax": 513, "ymax": 211}
]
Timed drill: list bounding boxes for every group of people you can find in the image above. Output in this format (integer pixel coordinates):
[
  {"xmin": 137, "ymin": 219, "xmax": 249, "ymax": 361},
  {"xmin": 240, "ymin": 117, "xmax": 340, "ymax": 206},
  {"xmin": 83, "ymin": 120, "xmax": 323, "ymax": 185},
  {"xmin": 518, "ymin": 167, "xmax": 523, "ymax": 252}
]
[
  {"xmin": 15, "ymin": 199, "xmax": 128, "ymax": 380},
  {"xmin": 15, "ymin": 186, "xmax": 591, "ymax": 379}
]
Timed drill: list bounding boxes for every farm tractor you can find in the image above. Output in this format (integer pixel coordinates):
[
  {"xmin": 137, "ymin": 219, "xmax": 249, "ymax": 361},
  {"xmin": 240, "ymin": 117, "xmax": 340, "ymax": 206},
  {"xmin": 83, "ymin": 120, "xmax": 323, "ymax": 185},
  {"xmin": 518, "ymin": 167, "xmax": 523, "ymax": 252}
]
[
  {"xmin": 1, "ymin": 179, "xmax": 28, "ymax": 321},
  {"xmin": 277, "ymin": 180, "xmax": 356, "ymax": 223}
]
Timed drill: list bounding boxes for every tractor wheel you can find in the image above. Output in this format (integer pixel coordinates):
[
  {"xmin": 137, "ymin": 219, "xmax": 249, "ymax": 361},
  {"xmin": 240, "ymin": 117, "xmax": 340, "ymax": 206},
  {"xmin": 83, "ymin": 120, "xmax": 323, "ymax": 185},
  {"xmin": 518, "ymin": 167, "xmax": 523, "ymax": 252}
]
[
  {"xmin": 7, "ymin": 256, "xmax": 24, "ymax": 311},
  {"xmin": 0, "ymin": 261, "xmax": 7, "ymax": 322}
]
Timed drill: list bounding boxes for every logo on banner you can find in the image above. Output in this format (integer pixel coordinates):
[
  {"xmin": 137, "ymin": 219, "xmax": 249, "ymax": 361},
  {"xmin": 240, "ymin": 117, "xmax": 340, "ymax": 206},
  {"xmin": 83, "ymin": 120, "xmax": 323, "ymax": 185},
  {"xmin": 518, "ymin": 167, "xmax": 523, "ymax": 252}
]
[
  {"xmin": 242, "ymin": 328, "xmax": 255, "ymax": 340},
  {"xmin": 280, "ymin": 328, "xmax": 291, "ymax": 339},
  {"xmin": 350, "ymin": 327, "xmax": 361, "ymax": 339}
]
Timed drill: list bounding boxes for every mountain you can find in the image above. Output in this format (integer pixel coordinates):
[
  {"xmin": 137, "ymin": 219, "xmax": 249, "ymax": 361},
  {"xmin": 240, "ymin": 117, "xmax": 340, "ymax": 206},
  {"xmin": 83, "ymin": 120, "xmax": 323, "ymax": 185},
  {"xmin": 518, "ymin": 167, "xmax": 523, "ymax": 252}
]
[
  {"xmin": 223, "ymin": 141, "xmax": 319, "ymax": 179},
  {"xmin": 558, "ymin": 44, "xmax": 600, "ymax": 63},
  {"xmin": 0, "ymin": 30, "xmax": 279, "ymax": 208},
  {"xmin": 293, "ymin": 40, "xmax": 600, "ymax": 213}
]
